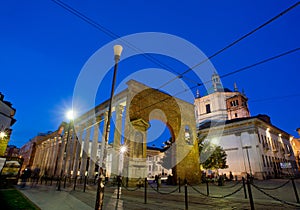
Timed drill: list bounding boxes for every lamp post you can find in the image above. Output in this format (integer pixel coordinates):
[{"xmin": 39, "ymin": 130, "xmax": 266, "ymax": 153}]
[
  {"xmin": 95, "ymin": 45, "xmax": 123, "ymax": 210},
  {"xmin": 243, "ymin": 146, "xmax": 252, "ymax": 176},
  {"xmin": 57, "ymin": 110, "xmax": 75, "ymax": 191}
]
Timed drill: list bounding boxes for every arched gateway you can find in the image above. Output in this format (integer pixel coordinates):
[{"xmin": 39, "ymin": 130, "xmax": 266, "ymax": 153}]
[
  {"xmin": 123, "ymin": 80, "xmax": 201, "ymax": 185},
  {"xmin": 31, "ymin": 80, "xmax": 201, "ymax": 186}
]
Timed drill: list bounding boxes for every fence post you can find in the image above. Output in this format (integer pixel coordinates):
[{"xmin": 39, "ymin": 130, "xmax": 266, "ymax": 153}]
[
  {"xmin": 206, "ymin": 180, "xmax": 209, "ymax": 196},
  {"xmin": 73, "ymin": 175, "xmax": 77, "ymax": 191},
  {"xmin": 291, "ymin": 178, "xmax": 300, "ymax": 203},
  {"xmin": 83, "ymin": 175, "xmax": 87, "ymax": 192},
  {"xmin": 57, "ymin": 176, "xmax": 61, "ymax": 191},
  {"xmin": 242, "ymin": 177, "xmax": 247, "ymax": 199},
  {"xmin": 144, "ymin": 177, "xmax": 147, "ymax": 204},
  {"xmin": 117, "ymin": 176, "xmax": 121, "ymax": 199},
  {"xmin": 246, "ymin": 174, "xmax": 255, "ymax": 210},
  {"xmin": 184, "ymin": 178, "xmax": 188, "ymax": 210},
  {"xmin": 178, "ymin": 178, "xmax": 181, "ymax": 193},
  {"xmin": 63, "ymin": 176, "xmax": 67, "ymax": 188},
  {"xmin": 50, "ymin": 176, "xmax": 53, "ymax": 186}
]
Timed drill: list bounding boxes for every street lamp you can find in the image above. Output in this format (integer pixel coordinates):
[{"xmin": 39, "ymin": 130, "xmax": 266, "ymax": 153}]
[
  {"xmin": 0, "ymin": 131, "xmax": 7, "ymax": 139},
  {"xmin": 95, "ymin": 45, "xmax": 123, "ymax": 210},
  {"xmin": 57, "ymin": 109, "xmax": 75, "ymax": 191}
]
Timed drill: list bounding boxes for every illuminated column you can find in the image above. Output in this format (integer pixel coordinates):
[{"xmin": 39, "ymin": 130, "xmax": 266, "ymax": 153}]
[
  {"xmin": 72, "ymin": 126, "xmax": 83, "ymax": 178},
  {"xmin": 80, "ymin": 125, "xmax": 91, "ymax": 176},
  {"xmin": 111, "ymin": 105, "xmax": 124, "ymax": 176},
  {"xmin": 56, "ymin": 133, "xmax": 67, "ymax": 177},
  {"xmin": 46, "ymin": 138, "xmax": 54, "ymax": 176},
  {"xmin": 50, "ymin": 137, "xmax": 60, "ymax": 176},
  {"xmin": 99, "ymin": 112, "xmax": 108, "ymax": 169},
  {"xmin": 65, "ymin": 127, "xmax": 75, "ymax": 176},
  {"xmin": 40, "ymin": 142, "xmax": 48, "ymax": 175},
  {"xmin": 88, "ymin": 120, "xmax": 100, "ymax": 177}
]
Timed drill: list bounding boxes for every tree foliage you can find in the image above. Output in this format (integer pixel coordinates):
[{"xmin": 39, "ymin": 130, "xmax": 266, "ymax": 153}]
[{"xmin": 199, "ymin": 139, "xmax": 228, "ymax": 170}]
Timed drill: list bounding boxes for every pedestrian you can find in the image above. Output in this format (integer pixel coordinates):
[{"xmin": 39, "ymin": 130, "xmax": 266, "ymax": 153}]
[
  {"xmin": 229, "ymin": 171, "xmax": 233, "ymax": 181},
  {"xmin": 31, "ymin": 166, "xmax": 40, "ymax": 187},
  {"xmin": 21, "ymin": 165, "xmax": 31, "ymax": 188}
]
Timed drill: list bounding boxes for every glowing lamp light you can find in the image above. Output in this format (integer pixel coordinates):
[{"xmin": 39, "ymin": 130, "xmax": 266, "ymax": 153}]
[
  {"xmin": 120, "ymin": 145, "xmax": 127, "ymax": 154},
  {"xmin": 66, "ymin": 110, "xmax": 75, "ymax": 120},
  {"xmin": 0, "ymin": 131, "xmax": 7, "ymax": 139},
  {"xmin": 114, "ymin": 45, "xmax": 123, "ymax": 57},
  {"xmin": 114, "ymin": 45, "xmax": 123, "ymax": 61}
]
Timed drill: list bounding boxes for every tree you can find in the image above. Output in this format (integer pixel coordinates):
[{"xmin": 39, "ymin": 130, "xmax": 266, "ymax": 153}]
[{"xmin": 199, "ymin": 139, "xmax": 228, "ymax": 170}]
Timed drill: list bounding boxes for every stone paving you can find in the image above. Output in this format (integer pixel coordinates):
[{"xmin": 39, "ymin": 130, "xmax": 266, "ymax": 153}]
[{"xmin": 17, "ymin": 179, "xmax": 300, "ymax": 210}]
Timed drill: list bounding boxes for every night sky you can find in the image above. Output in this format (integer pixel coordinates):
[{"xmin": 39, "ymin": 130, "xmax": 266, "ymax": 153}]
[{"xmin": 1, "ymin": 0, "xmax": 299, "ymax": 147}]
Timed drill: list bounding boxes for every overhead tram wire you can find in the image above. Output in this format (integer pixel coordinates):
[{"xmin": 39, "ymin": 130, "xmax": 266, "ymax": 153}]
[
  {"xmin": 157, "ymin": 1, "xmax": 300, "ymax": 90},
  {"xmin": 51, "ymin": 0, "xmax": 299, "ymax": 100},
  {"xmin": 50, "ymin": 0, "xmax": 200, "ymax": 86},
  {"xmin": 135, "ymin": 47, "xmax": 300, "ymax": 113}
]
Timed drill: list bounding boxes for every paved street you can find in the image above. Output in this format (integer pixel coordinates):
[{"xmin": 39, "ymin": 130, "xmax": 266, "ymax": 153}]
[{"xmin": 17, "ymin": 178, "xmax": 300, "ymax": 210}]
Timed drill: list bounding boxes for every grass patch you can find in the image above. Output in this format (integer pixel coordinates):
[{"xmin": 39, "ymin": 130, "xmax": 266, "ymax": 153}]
[{"xmin": 0, "ymin": 187, "xmax": 40, "ymax": 210}]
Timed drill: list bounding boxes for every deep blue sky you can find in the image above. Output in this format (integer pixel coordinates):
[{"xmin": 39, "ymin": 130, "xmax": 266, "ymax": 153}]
[{"xmin": 1, "ymin": 0, "xmax": 299, "ymax": 147}]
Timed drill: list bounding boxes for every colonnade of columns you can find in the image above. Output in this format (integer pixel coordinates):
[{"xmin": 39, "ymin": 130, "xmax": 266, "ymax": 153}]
[{"xmin": 31, "ymin": 105, "xmax": 125, "ymax": 179}]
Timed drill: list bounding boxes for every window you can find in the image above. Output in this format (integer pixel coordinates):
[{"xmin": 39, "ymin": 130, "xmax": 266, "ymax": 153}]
[
  {"xmin": 206, "ymin": 104, "xmax": 211, "ymax": 113},
  {"xmin": 262, "ymin": 155, "xmax": 266, "ymax": 167},
  {"xmin": 234, "ymin": 113, "xmax": 238, "ymax": 118}
]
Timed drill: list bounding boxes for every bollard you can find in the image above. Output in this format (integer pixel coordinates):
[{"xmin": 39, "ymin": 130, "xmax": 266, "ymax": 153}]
[
  {"xmin": 178, "ymin": 178, "xmax": 181, "ymax": 193},
  {"xmin": 242, "ymin": 177, "xmax": 247, "ymax": 199},
  {"xmin": 246, "ymin": 174, "xmax": 255, "ymax": 210},
  {"xmin": 83, "ymin": 175, "xmax": 87, "ymax": 192},
  {"xmin": 57, "ymin": 176, "xmax": 61, "ymax": 191},
  {"xmin": 73, "ymin": 176, "xmax": 77, "ymax": 191},
  {"xmin": 291, "ymin": 178, "xmax": 300, "ymax": 203},
  {"xmin": 117, "ymin": 176, "xmax": 121, "ymax": 199},
  {"xmin": 50, "ymin": 176, "xmax": 53, "ymax": 186},
  {"xmin": 40, "ymin": 176, "xmax": 43, "ymax": 185},
  {"xmin": 45, "ymin": 176, "xmax": 47, "ymax": 185},
  {"xmin": 206, "ymin": 180, "xmax": 209, "ymax": 196},
  {"xmin": 63, "ymin": 176, "xmax": 67, "ymax": 188},
  {"xmin": 184, "ymin": 178, "xmax": 188, "ymax": 210},
  {"xmin": 144, "ymin": 177, "xmax": 147, "ymax": 204}
]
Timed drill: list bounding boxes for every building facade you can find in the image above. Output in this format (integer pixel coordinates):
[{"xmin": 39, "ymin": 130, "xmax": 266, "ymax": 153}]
[
  {"xmin": 199, "ymin": 115, "xmax": 297, "ymax": 179},
  {"xmin": 196, "ymin": 73, "xmax": 297, "ymax": 179},
  {"xmin": 0, "ymin": 93, "xmax": 16, "ymax": 156}
]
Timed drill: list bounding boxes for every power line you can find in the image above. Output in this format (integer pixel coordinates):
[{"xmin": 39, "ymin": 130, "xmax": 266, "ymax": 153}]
[
  {"xmin": 51, "ymin": 0, "xmax": 299, "ymax": 113},
  {"xmin": 137, "ymin": 47, "xmax": 300, "ymax": 112},
  {"xmin": 50, "ymin": 0, "xmax": 201, "ymax": 85},
  {"xmin": 51, "ymin": 0, "xmax": 299, "ymax": 98}
]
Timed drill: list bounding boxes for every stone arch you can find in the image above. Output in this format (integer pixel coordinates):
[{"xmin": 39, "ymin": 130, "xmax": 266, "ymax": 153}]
[{"xmin": 124, "ymin": 80, "xmax": 201, "ymax": 184}]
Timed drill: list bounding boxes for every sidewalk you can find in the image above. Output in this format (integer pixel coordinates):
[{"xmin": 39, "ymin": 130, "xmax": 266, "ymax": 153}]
[
  {"xmin": 17, "ymin": 181, "xmax": 299, "ymax": 210},
  {"xmin": 18, "ymin": 185, "xmax": 92, "ymax": 210}
]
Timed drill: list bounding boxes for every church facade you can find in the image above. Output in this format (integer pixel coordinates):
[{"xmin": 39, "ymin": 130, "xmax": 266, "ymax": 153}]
[{"xmin": 195, "ymin": 73, "xmax": 297, "ymax": 179}]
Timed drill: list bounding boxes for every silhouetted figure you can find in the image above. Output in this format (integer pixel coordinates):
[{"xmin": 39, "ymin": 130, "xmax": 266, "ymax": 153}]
[
  {"xmin": 229, "ymin": 171, "xmax": 233, "ymax": 181},
  {"xmin": 31, "ymin": 166, "xmax": 40, "ymax": 187},
  {"xmin": 21, "ymin": 166, "xmax": 31, "ymax": 188}
]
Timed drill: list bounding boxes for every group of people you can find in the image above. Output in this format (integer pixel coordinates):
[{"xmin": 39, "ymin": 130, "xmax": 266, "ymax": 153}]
[{"xmin": 20, "ymin": 165, "xmax": 40, "ymax": 188}]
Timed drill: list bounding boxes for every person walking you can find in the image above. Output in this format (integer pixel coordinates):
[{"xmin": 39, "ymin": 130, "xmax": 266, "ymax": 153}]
[{"xmin": 20, "ymin": 165, "xmax": 31, "ymax": 188}]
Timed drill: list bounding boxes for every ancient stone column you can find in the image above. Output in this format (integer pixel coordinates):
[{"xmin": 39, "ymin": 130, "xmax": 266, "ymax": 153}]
[
  {"xmin": 111, "ymin": 105, "xmax": 124, "ymax": 176},
  {"xmin": 80, "ymin": 125, "xmax": 91, "ymax": 176},
  {"xmin": 99, "ymin": 112, "xmax": 108, "ymax": 169},
  {"xmin": 88, "ymin": 120, "xmax": 100, "ymax": 178},
  {"xmin": 72, "ymin": 126, "xmax": 83, "ymax": 178},
  {"xmin": 50, "ymin": 136, "xmax": 60, "ymax": 176},
  {"xmin": 56, "ymin": 134, "xmax": 66, "ymax": 177},
  {"xmin": 65, "ymin": 126, "xmax": 75, "ymax": 177}
]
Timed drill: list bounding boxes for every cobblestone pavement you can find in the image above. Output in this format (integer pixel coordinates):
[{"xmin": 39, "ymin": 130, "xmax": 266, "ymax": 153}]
[{"xmin": 18, "ymin": 179, "xmax": 300, "ymax": 210}]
